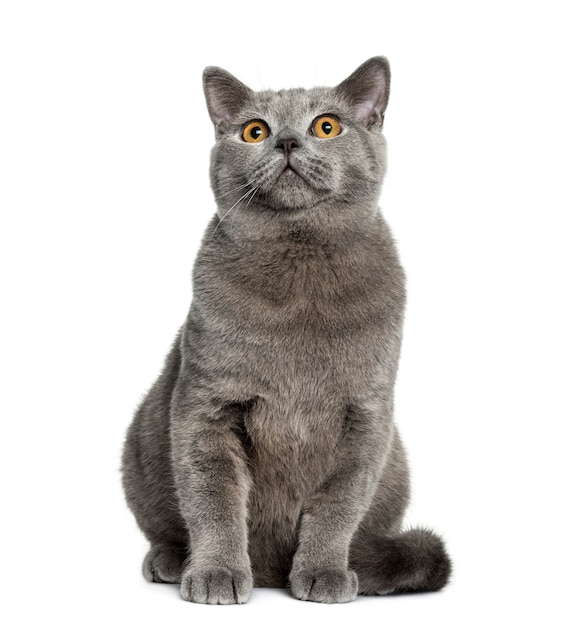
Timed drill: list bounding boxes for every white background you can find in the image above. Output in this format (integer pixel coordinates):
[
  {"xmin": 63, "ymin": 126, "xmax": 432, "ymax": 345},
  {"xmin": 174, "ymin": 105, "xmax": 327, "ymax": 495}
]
[{"xmin": 1, "ymin": 1, "xmax": 585, "ymax": 624}]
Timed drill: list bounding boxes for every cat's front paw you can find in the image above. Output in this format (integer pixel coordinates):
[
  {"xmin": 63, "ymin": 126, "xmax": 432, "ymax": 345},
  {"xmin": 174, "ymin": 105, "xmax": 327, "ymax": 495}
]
[
  {"xmin": 290, "ymin": 567, "xmax": 358, "ymax": 603},
  {"xmin": 180, "ymin": 566, "xmax": 252, "ymax": 605}
]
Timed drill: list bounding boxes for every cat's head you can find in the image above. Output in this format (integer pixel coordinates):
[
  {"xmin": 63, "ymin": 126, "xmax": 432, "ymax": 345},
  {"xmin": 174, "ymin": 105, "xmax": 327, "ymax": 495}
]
[{"xmin": 203, "ymin": 57, "xmax": 390, "ymax": 237}]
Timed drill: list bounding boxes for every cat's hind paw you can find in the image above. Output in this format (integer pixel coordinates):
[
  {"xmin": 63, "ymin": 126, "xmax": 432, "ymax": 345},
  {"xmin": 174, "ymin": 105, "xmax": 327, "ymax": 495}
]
[
  {"xmin": 290, "ymin": 567, "xmax": 358, "ymax": 603},
  {"xmin": 180, "ymin": 566, "xmax": 252, "ymax": 605},
  {"xmin": 142, "ymin": 544, "xmax": 186, "ymax": 583}
]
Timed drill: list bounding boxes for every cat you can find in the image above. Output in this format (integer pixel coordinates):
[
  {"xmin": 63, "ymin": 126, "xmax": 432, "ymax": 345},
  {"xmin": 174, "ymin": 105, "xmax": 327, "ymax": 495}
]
[{"xmin": 122, "ymin": 56, "xmax": 451, "ymax": 605}]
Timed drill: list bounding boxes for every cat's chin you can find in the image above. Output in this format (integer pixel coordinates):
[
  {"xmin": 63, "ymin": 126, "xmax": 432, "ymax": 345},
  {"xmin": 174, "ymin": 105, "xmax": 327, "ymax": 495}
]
[
  {"xmin": 259, "ymin": 169, "xmax": 331, "ymax": 212},
  {"xmin": 256, "ymin": 191, "xmax": 331, "ymax": 213}
]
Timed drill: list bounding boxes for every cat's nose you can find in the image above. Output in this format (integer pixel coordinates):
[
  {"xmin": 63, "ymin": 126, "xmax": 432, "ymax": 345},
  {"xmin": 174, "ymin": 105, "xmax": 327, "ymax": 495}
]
[{"xmin": 276, "ymin": 137, "xmax": 299, "ymax": 156}]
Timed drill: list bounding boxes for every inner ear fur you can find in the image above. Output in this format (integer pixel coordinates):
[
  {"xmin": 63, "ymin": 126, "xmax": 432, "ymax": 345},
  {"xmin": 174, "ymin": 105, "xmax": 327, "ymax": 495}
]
[
  {"xmin": 333, "ymin": 56, "xmax": 391, "ymax": 129},
  {"xmin": 203, "ymin": 67, "xmax": 253, "ymax": 132}
]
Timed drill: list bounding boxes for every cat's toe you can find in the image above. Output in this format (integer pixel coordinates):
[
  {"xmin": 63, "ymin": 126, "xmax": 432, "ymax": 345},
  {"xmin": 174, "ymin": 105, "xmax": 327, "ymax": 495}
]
[
  {"xmin": 142, "ymin": 544, "xmax": 185, "ymax": 583},
  {"xmin": 180, "ymin": 566, "xmax": 252, "ymax": 605},
  {"xmin": 290, "ymin": 568, "xmax": 358, "ymax": 603}
]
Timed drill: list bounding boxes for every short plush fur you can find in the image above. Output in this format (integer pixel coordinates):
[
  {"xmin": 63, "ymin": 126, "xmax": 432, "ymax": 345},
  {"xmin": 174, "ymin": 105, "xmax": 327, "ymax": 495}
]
[{"xmin": 122, "ymin": 57, "xmax": 451, "ymax": 605}]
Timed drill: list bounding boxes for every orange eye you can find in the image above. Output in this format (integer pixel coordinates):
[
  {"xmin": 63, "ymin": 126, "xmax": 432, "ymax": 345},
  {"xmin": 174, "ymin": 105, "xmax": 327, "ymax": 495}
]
[
  {"xmin": 312, "ymin": 115, "xmax": 342, "ymax": 139},
  {"xmin": 242, "ymin": 120, "xmax": 270, "ymax": 143}
]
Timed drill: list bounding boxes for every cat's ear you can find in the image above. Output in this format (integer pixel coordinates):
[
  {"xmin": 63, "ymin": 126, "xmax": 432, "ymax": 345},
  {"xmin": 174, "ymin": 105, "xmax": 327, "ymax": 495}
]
[
  {"xmin": 203, "ymin": 67, "xmax": 253, "ymax": 132},
  {"xmin": 334, "ymin": 56, "xmax": 390, "ymax": 129}
]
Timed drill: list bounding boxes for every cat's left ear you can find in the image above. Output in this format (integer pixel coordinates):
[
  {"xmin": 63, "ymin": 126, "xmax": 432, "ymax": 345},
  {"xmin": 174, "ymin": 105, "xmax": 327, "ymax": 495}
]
[
  {"xmin": 203, "ymin": 66, "xmax": 253, "ymax": 132},
  {"xmin": 334, "ymin": 56, "xmax": 390, "ymax": 129}
]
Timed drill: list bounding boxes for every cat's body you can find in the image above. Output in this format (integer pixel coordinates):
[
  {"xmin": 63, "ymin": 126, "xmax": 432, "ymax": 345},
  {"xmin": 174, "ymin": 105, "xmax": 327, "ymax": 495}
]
[{"xmin": 122, "ymin": 57, "xmax": 451, "ymax": 604}]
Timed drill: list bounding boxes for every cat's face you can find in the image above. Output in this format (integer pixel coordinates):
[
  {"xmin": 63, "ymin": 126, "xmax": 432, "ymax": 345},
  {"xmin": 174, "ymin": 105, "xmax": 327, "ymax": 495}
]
[{"xmin": 203, "ymin": 57, "xmax": 391, "ymax": 233}]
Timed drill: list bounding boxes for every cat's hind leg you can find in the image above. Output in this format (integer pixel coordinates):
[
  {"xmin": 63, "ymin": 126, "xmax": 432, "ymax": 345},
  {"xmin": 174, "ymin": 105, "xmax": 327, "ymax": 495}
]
[
  {"xmin": 350, "ymin": 528, "xmax": 451, "ymax": 595},
  {"xmin": 122, "ymin": 333, "xmax": 190, "ymax": 584},
  {"xmin": 142, "ymin": 543, "xmax": 187, "ymax": 583}
]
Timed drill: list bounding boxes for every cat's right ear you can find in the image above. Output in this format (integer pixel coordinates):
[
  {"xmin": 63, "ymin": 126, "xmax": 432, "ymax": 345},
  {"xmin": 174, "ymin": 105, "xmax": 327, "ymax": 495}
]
[{"xmin": 203, "ymin": 67, "xmax": 253, "ymax": 133}]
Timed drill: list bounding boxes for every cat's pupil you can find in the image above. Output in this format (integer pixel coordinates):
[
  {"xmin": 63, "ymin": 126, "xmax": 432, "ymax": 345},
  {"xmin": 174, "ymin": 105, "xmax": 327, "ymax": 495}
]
[
  {"xmin": 251, "ymin": 126, "xmax": 262, "ymax": 139},
  {"xmin": 321, "ymin": 122, "xmax": 332, "ymax": 134}
]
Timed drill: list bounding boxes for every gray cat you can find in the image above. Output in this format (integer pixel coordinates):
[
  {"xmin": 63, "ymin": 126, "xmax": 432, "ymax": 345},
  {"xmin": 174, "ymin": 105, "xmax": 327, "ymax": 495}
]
[{"xmin": 122, "ymin": 56, "xmax": 451, "ymax": 605}]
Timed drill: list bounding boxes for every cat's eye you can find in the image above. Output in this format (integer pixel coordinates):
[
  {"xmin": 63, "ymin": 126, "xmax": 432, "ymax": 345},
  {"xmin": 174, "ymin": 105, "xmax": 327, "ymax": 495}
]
[
  {"xmin": 242, "ymin": 120, "xmax": 270, "ymax": 143},
  {"xmin": 311, "ymin": 115, "xmax": 342, "ymax": 139}
]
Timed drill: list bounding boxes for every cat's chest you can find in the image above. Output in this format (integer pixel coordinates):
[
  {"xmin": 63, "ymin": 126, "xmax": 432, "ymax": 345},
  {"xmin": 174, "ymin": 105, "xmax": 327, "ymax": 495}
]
[
  {"xmin": 190, "ymin": 234, "xmax": 403, "ymax": 393},
  {"xmin": 244, "ymin": 394, "xmax": 343, "ymax": 482},
  {"xmin": 201, "ymin": 238, "xmax": 393, "ymax": 333},
  {"xmin": 250, "ymin": 246, "xmax": 338, "ymax": 310}
]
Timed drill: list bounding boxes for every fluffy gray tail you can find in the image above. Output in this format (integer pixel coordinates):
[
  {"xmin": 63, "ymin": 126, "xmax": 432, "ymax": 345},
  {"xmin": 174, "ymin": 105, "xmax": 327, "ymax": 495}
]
[{"xmin": 350, "ymin": 528, "xmax": 452, "ymax": 595}]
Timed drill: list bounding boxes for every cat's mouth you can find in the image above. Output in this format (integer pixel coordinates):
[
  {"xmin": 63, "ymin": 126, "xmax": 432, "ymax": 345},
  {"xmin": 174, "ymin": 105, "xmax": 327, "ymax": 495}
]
[
  {"xmin": 280, "ymin": 162, "xmax": 301, "ymax": 178},
  {"xmin": 276, "ymin": 161, "xmax": 314, "ymax": 192},
  {"xmin": 251, "ymin": 154, "xmax": 335, "ymax": 211}
]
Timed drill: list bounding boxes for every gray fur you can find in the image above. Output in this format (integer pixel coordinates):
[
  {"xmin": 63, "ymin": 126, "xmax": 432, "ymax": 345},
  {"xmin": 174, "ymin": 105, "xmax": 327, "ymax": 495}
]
[{"xmin": 122, "ymin": 56, "xmax": 451, "ymax": 605}]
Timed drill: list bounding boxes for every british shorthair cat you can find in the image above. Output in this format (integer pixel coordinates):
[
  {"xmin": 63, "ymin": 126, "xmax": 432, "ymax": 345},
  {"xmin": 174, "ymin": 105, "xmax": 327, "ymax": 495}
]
[{"xmin": 122, "ymin": 56, "xmax": 451, "ymax": 604}]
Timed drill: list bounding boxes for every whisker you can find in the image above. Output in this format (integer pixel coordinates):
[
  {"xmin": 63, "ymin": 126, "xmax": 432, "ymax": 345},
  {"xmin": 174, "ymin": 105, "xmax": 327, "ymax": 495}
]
[
  {"xmin": 230, "ymin": 186, "xmax": 259, "ymax": 236},
  {"xmin": 214, "ymin": 178, "xmax": 258, "ymax": 200},
  {"xmin": 208, "ymin": 186, "xmax": 258, "ymax": 241}
]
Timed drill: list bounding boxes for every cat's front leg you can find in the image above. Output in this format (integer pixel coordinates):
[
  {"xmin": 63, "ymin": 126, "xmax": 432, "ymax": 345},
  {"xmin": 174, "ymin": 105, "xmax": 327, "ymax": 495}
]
[
  {"xmin": 170, "ymin": 381, "xmax": 253, "ymax": 605},
  {"xmin": 290, "ymin": 402, "xmax": 391, "ymax": 603}
]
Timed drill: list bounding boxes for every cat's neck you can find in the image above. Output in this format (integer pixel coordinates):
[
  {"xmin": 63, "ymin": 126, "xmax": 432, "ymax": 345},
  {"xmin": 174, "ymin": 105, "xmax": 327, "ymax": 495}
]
[{"xmin": 206, "ymin": 198, "xmax": 383, "ymax": 249}]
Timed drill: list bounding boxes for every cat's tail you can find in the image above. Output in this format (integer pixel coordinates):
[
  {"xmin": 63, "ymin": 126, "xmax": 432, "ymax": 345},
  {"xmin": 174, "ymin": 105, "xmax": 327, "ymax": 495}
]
[{"xmin": 350, "ymin": 527, "xmax": 452, "ymax": 595}]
